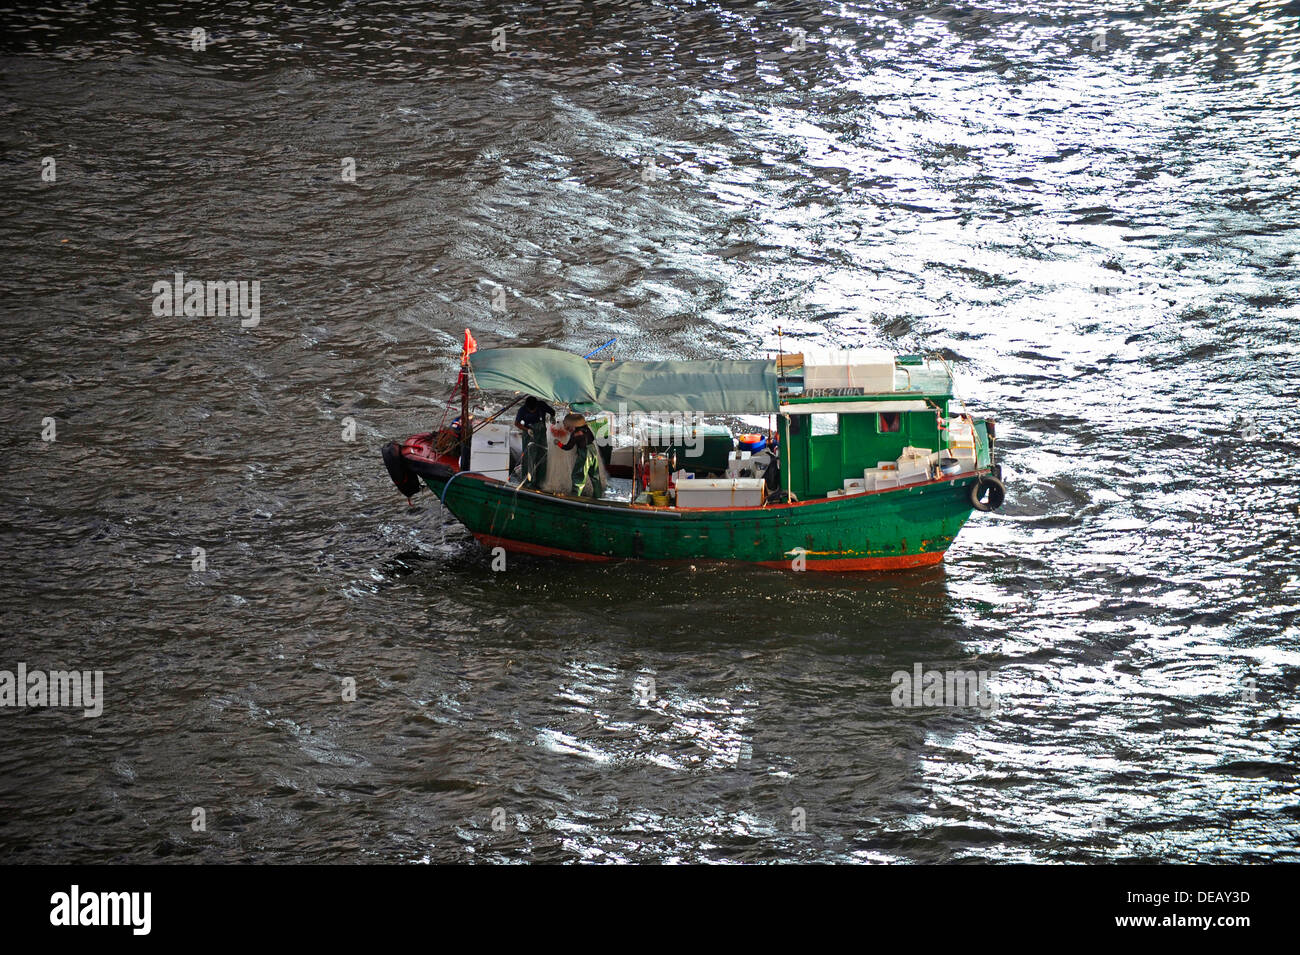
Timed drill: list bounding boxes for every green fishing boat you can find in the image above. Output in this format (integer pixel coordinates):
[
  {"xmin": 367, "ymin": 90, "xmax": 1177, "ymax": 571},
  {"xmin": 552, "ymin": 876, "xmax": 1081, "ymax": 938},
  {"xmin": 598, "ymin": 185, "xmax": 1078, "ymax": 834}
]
[{"xmin": 381, "ymin": 335, "xmax": 1005, "ymax": 572}]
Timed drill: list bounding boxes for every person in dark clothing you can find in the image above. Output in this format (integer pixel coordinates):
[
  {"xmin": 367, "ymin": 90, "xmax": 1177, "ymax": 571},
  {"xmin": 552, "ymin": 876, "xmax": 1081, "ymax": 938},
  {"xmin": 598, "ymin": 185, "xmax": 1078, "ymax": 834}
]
[
  {"xmin": 514, "ymin": 396, "xmax": 555, "ymax": 434},
  {"xmin": 515, "ymin": 396, "xmax": 555, "ymax": 489}
]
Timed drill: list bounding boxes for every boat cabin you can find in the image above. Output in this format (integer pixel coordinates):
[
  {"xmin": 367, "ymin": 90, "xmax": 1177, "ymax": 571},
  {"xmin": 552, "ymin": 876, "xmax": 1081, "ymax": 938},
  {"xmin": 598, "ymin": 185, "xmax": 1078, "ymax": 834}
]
[{"xmin": 775, "ymin": 351, "xmax": 991, "ymax": 500}]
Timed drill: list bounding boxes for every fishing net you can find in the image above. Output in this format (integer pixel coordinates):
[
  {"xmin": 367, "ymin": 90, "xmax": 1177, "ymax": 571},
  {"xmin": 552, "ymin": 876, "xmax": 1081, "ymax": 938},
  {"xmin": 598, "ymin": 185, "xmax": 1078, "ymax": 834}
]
[
  {"xmin": 541, "ymin": 434, "xmax": 576, "ymax": 495},
  {"xmin": 532, "ymin": 421, "xmax": 608, "ymax": 497}
]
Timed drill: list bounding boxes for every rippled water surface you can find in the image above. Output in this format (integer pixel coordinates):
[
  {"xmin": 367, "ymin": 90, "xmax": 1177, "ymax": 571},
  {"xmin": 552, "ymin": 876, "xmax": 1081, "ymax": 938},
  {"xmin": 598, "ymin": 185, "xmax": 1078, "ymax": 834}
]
[{"xmin": 2, "ymin": 1, "xmax": 1299, "ymax": 863}]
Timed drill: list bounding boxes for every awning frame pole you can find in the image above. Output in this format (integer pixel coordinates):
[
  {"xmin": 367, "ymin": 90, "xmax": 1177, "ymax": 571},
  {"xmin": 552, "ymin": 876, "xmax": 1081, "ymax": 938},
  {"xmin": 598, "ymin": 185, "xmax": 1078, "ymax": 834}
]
[{"xmin": 784, "ymin": 413, "xmax": 792, "ymax": 503}]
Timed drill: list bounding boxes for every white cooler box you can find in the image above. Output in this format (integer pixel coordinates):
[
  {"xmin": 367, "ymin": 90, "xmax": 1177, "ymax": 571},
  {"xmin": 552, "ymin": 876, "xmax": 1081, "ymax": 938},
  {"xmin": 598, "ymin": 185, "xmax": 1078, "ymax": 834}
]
[
  {"xmin": 471, "ymin": 422, "xmax": 511, "ymax": 481},
  {"xmin": 675, "ymin": 478, "xmax": 765, "ymax": 508}
]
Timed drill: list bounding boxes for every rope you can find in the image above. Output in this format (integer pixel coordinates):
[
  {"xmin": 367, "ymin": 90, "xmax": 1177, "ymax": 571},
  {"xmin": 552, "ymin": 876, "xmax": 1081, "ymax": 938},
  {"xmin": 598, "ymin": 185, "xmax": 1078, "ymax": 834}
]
[{"xmin": 438, "ymin": 470, "xmax": 483, "ymax": 510}]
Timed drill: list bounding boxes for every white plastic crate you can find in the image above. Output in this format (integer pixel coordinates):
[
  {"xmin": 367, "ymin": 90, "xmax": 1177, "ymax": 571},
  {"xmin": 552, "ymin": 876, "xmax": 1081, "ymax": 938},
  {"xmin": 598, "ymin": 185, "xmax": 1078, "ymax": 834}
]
[
  {"xmin": 896, "ymin": 454, "xmax": 930, "ymax": 476},
  {"xmin": 945, "ymin": 418, "xmax": 975, "ymax": 446}
]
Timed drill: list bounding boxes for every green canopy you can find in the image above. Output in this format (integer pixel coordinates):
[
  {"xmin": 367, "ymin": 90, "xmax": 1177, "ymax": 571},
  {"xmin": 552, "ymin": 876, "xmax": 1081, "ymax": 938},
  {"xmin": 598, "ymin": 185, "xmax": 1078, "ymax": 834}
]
[
  {"xmin": 468, "ymin": 348, "xmax": 597, "ymax": 405},
  {"xmin": 468, "ymin": 348, "xmax": 779, "ymax": 414},
  {"xmin": 587, "ymin": 359, "xmax": 779, "ymax": 414}
]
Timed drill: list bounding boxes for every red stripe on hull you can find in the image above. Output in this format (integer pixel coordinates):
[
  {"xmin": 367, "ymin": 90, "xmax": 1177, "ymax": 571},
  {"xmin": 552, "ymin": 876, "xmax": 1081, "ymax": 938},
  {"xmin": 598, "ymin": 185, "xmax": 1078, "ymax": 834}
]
[
  {"xmin": 473, "ymin": 533, "xmax": 947, "ymax": 572},
  {"xmin": 473, "ymin": 533, "xmax": 615, "ymax": 562},
  {"xmin": 756, "ymin": 551, "xmax": 947, "ymax": 572}
]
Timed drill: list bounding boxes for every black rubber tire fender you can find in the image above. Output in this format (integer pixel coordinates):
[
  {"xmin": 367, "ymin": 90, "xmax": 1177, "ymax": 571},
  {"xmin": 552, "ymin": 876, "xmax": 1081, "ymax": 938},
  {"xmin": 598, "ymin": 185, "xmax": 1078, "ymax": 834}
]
[
  {"xmin": 382, "ymin": 441, "xmax": 422, "ymax": 498},
  {"xmin": 970, "ymin": 474, "xmax": 1006, "ymax": 512}
]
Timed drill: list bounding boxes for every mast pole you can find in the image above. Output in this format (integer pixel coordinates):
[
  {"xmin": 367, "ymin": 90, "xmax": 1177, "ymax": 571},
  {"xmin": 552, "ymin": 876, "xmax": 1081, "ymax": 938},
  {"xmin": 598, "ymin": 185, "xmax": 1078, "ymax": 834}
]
[{"xmin": 459, "ymin": 345, "xmax": 471, "ymax": 472}]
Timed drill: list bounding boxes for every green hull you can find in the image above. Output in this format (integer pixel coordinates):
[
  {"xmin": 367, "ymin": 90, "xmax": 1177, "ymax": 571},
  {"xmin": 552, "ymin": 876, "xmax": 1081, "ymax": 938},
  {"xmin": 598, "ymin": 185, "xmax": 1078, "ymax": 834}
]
[{"xmin": 424, "ymin": 472, "xmax": 982, "ymax": 571}]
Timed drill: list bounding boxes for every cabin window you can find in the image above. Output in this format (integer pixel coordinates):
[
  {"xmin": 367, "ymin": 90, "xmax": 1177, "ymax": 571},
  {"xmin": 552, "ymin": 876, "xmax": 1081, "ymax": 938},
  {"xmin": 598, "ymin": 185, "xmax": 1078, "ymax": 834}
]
[
  {"xmin": 811, "ymin": 413, "xmax": 839, "ymax": 436},
  {"xmin": 878, "ymin": 412, "xmax": 901, "ymax": 433}
]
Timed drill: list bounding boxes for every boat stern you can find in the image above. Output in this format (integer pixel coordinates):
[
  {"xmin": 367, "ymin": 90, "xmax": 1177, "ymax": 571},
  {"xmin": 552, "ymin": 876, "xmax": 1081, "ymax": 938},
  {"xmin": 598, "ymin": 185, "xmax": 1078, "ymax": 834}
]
[{"xmin": 380, "ymin": 430, "xmax": 459, "ymax": 499}]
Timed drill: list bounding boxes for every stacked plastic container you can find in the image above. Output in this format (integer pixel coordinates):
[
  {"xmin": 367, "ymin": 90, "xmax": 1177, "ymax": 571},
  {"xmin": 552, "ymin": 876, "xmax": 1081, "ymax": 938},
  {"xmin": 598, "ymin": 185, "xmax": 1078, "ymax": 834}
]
[
  {"xmin": 868, "ymin": 448, "xmax": 935, "ymax": 489},
  {"xmin": 849, "ymin": 448, "xmax": 940, "ymax": 495},
  {"xmin": 944, "ymin": 416, "xmax": 978, "ymax": 472},
  {"xmin": 801, "ymin": 348, "xmax": 896, "ymax": 393},
  {"xmin": 823, "ymin": 416, "xmax": 982, "ymax": 498}
]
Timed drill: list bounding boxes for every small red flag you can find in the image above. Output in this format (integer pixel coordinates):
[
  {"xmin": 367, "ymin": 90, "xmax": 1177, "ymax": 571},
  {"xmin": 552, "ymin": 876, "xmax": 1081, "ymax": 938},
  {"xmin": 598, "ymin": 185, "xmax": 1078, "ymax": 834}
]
[{"xmin": 462, "ymin": 328, "xmax": 478, "ymax": 364}]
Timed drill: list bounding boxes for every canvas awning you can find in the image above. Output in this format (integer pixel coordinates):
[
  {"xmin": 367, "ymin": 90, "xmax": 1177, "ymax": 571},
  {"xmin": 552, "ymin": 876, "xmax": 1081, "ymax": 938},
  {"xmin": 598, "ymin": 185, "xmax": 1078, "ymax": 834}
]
[
  {"xmin": 467, "ymin": 348, "xmax": 597, "ymax": 405},
  {"xmin": 468, "ymin": 348, "xmax": 780, "ymax": 414}
]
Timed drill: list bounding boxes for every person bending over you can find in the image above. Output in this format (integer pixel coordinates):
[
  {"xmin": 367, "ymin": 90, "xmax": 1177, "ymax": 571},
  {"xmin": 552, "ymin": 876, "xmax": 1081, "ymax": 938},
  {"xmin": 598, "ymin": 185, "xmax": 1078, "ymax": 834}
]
[{"xmin": 556, "ymin": 413, "xmax": 603, "ymax": 498}]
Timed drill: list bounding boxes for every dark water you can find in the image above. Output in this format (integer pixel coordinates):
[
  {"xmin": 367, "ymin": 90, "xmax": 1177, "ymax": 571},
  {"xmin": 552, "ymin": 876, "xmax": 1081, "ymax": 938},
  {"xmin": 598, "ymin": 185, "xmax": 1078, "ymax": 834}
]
[{"xmin": 2, "ymin": 0, "xmax": 1299, "ymax": 863}]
